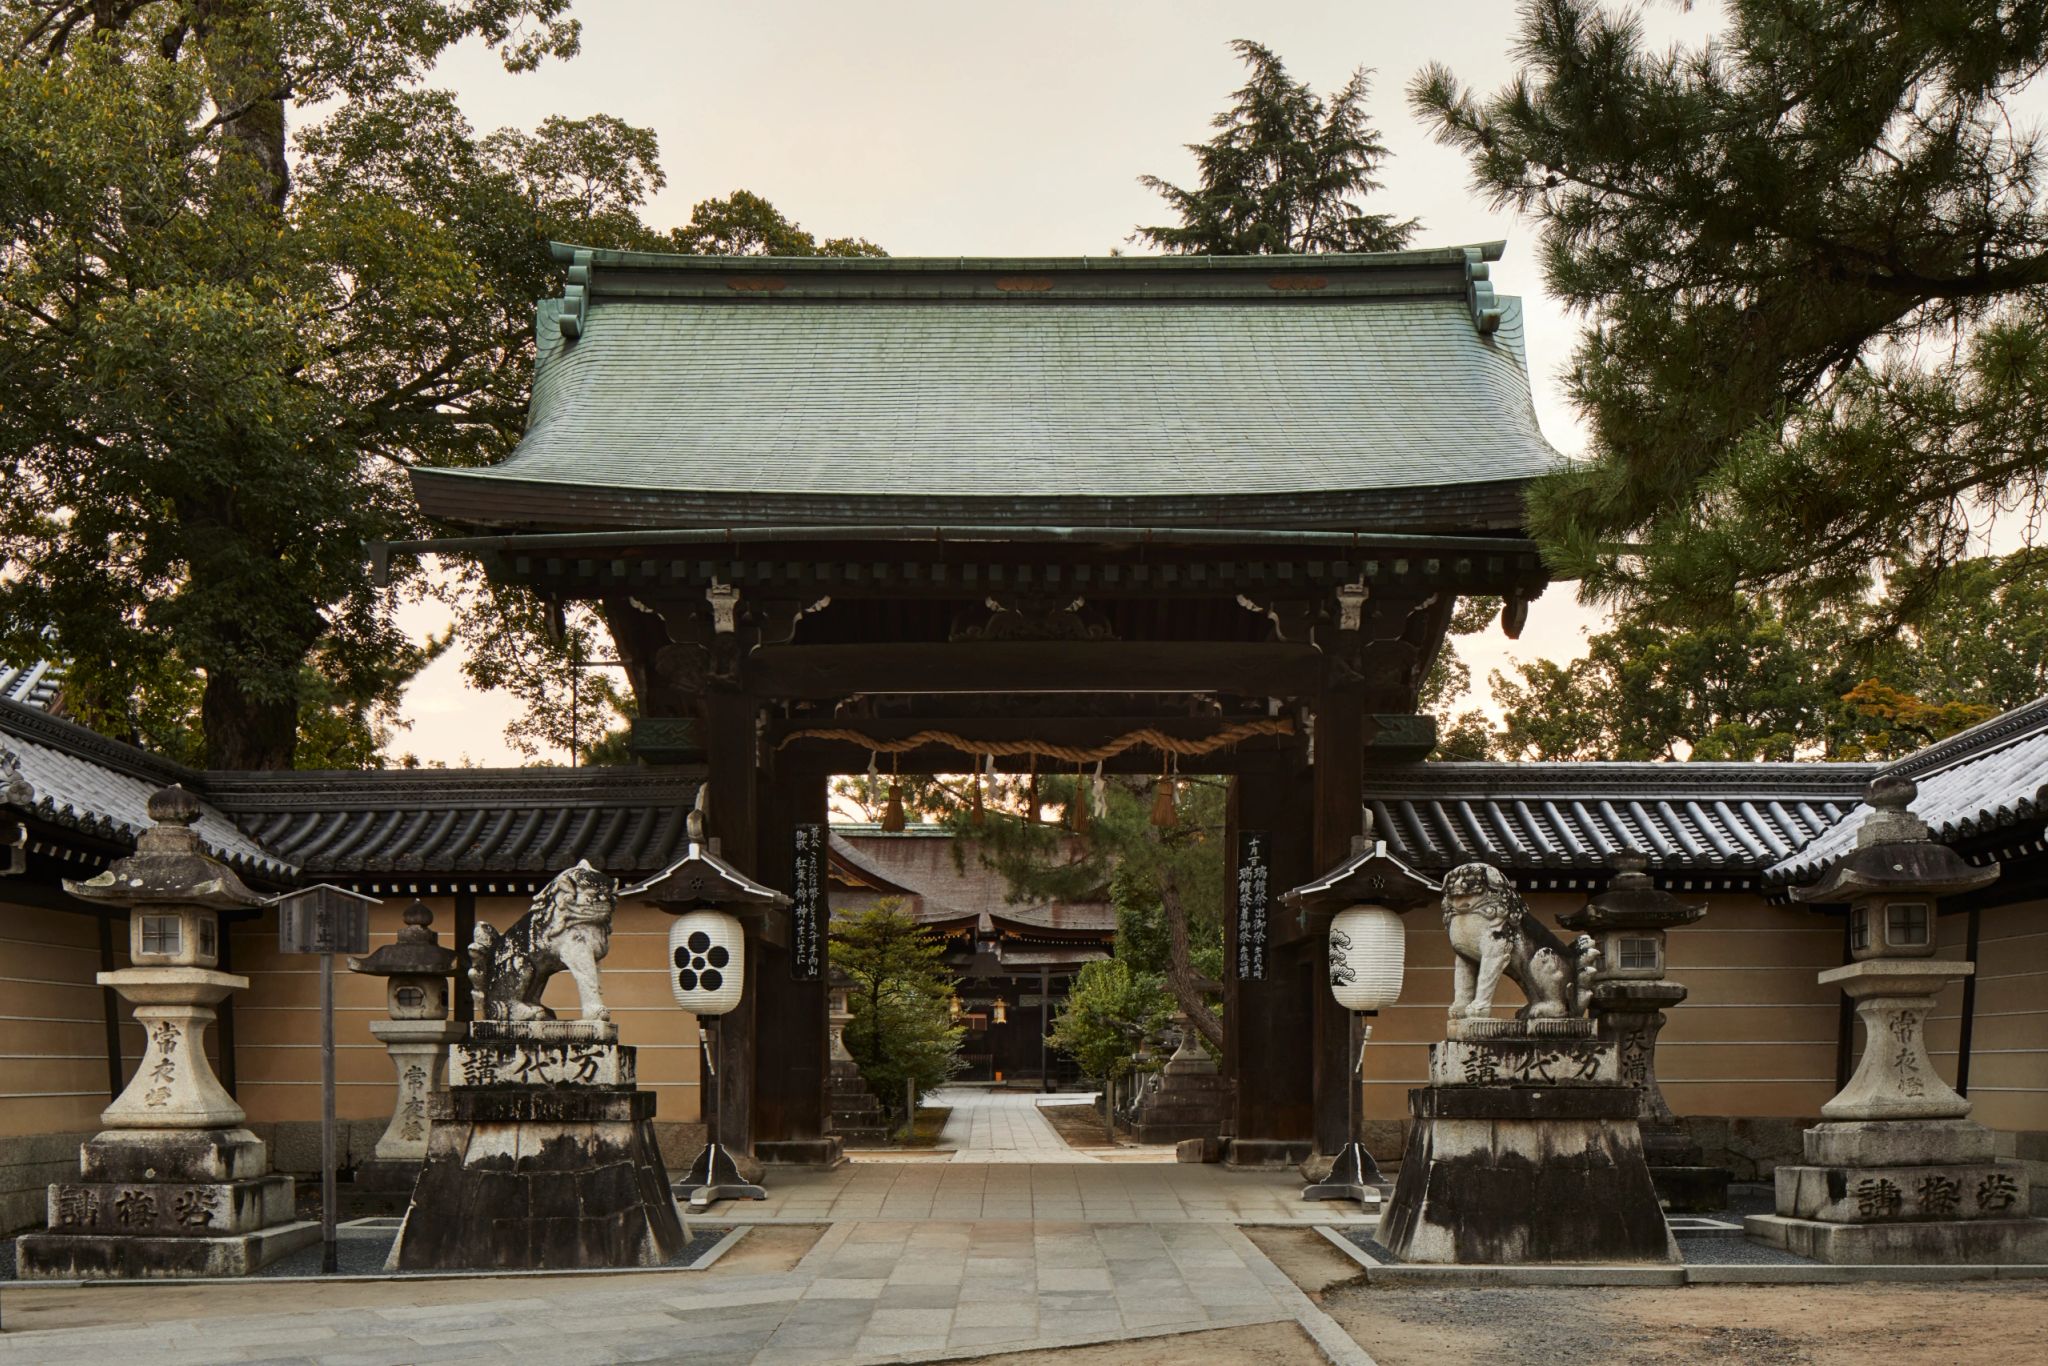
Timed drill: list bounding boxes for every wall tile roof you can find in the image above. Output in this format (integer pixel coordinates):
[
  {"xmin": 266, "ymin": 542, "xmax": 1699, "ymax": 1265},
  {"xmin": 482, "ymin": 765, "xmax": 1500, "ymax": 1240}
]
[
  {"xmin": 1769, "ymin": 697, "xmax": 2048, "ymax": 884},
  {"xmin": 1365, "ymin": 762, "xmax": 1878, "ymax": 884},
  {"xmin": 0, "ymin": 660, "xmax": 64, "ymax": 711},
  {"xmin": 203, "ymin": 768, "xmax": 704, "ymax": 886},
  {"xmin": 0, "ymin": 699, "xmax": 290, "ymax": 878}
]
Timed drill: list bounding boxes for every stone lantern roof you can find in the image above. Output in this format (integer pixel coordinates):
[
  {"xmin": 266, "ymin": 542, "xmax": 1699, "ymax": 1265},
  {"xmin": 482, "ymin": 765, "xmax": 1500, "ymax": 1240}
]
[
  {"xmin": 62, "ymin": 784, "xmax": 266, "ymax": 911},
  {"xmin": 1790, "ymin": 776, "xmax": 1999, "ymax": 905},
  {"xmin": 348, "ymin": 900, "xmax": 458, "ymax": 978},
  {"xmin": 1559, "ymin": 851, "xmax": 1707, "ymax": 932}
]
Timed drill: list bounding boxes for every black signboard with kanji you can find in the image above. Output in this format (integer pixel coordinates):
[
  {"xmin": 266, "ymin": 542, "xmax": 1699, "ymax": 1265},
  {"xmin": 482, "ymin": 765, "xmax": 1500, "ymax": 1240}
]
[
  {"xmin": 1236, "ymin": 831, "xmax": 1269, "ymax": 980},
  {"xmin": 791, "ymin": 823, "xmax": 825, "ymax": 980}
]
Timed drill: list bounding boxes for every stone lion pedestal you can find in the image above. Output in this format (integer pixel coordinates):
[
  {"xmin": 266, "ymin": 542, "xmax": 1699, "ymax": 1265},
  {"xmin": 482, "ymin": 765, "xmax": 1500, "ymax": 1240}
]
[
  {"xmin": 386, "ymin": 863, "xmax": 682, "ymax": 1270},
  {"xmin": 1379, "ymin": 1018, "xmax": 1678, "ymax": 1263},
  {"xmin": 1378, "ymin": 861, "xmax": 1676, "ymax": 1265}
]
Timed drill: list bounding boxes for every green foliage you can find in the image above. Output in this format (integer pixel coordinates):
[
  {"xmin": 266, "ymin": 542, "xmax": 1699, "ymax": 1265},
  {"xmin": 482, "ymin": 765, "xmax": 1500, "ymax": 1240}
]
[
  {"xmin": 0, "ymin": 2, "xmax": 877, "ymax": 768},
  {"xmin": 1047, "ymin": 957, "xmax": 1174, "ymax": 1085},
  {"xmin": 668, "ymin": 189, "xmax": 886, "ymax": 258},
  {"xmin": 1412, "ymin": 2, "xmax": 2048, "ymax": 617},
  {"xmin": 1444, "ymin": 554, "xmax": 2048, "ymax": 761},
  {"xmin": 1137, "ymin": 38, "xmax": 1417, "ymax": 255},
  {"xmin": 831, "ymin": 900, "xmax": 964, "ymax": 1126}
]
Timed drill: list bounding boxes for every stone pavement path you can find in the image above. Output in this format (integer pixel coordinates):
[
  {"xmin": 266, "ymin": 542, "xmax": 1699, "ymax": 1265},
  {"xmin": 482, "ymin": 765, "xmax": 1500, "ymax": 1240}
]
[
  {"xmin": 0, "ymin": 1112, "xmax": 1379, "ymax": 1366},
  {"xmin": 935, "ymin": 1086, "xmax": 1098, "ymax": 1164},
  {"xmin": 0, "ymin": 1217, "xmax": 1372, "ymax": 1365}
]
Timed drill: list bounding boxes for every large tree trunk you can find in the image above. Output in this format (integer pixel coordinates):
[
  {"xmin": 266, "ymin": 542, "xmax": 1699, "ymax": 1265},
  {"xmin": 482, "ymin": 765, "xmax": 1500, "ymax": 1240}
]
[
  {"xmin": 1156, "ymin": 867, "xmax": 1226, "ymax": 1053},
  {"xmin": 202, "ymin": 672, "xmax": 298, "ymax": 770}
]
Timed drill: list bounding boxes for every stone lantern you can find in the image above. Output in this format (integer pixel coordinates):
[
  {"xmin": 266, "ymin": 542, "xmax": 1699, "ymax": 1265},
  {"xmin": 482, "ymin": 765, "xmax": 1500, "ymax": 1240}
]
[
  {"xmin": 1559, "ymin": 850, "xmax": 1729, "ymax": 1211},
  {"xmin": 347, "ymin": 900, "xmax": 463, "ymax": 1186},
  {"xmin": 17, "ymin": 785, "xmax": 317, "ymax": 1278},
  {"xmin": 1747, "ymin": 776, "xmax": 2048, "ymax": 1262}
]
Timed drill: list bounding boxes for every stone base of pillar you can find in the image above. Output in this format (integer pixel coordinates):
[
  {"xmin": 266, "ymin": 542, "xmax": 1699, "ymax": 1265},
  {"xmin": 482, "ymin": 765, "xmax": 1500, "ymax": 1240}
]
[
  {"xmin": 1650, "ymin": 1165, "xmax": 1732, "ymax": 1211},
  {"xmin": 1380, "ymin": 1033, "xmax": 1677, "ymax": 1265},
  {"xmin": 388, "ymin": 1033, "xmax": 682, "ymax": 1272},
  {"xmin": 1224, "ymin": 1138, "xmax": 1314, "ymax": 1168},
  {"xmin": 1744, "ymin": 1117, "xmax": 2048, "ymax": 1263},
  {"xmin": 1745, "ymin": 1212, "xmax": 2048, "ymax": 1263},
  {"xmin": 16, "ymin": 1128, "xmax": 318, "ymax": 1280},
  {"xmin": 827, "ymin": 1057, "xmax": 889, "ymax": 1146},
  {"xmin": 1131, "ymin": 1051, "xmax": 1231, "ymax": 1146},
  {"xmin": 352, "ymin": 1158, "xmax": 425, "ymax": 1192},
  {"xmin": 756, "ymin": 1137, "xmax": 846, "ymax": 1168}
]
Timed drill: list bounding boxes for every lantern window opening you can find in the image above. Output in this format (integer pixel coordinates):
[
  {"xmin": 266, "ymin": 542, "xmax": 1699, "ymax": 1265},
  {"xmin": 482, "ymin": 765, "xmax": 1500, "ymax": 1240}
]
[
  {"xmin": 1617, "ymin": 936, "xmax": 1660, "ymax": 972},
  {"xmin": 1849, "ymin": 907, "xmax": 1871, "ymax": 952},
  {"xmin": 1885, "ymin": 901, "xmax": 1931, "ymax": 948},
  {"xmin": 139, "ymin": 914, "xmax": 182, "ymax": 957}
]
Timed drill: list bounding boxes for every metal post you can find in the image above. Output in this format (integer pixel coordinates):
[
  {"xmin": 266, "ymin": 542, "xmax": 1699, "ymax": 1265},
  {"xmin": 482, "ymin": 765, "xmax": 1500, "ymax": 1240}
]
[
  {"xmin": 1303, "ymin": 1009, "xmax": 1382, "ymax": 1204},
  {"xmin": 320, "ymin": 951, "xmax": 337, "ymax": 1275}
]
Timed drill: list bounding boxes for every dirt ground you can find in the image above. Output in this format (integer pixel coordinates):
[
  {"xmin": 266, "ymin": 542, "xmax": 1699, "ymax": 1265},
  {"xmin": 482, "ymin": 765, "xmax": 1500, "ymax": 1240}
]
[
  {"xmin": 1245, "ymin": 1225, "xmax": 2048, "ymax": 1366},
  {"xmin": 1037, "ymin": 1098, "xmax": 1125, "ymax": 1151},
  {"xmin": 964, "ymin": 1320, "xmax": 1325, "ymax": 1365}
]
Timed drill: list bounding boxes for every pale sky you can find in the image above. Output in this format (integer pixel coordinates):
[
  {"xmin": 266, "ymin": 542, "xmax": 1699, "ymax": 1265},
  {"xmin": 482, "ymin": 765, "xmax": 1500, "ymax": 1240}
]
[{"xmin": 389, "ymin": 0, "xmax": 1728, "ymax": 767}]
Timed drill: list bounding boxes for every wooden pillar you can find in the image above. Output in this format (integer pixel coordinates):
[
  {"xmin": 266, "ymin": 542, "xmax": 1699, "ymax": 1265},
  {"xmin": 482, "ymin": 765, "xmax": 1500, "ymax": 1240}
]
[
  {"xmin": 1311, "ymin": 689, "xmax": 1365, "ymax": 1155},
  {"xmin": 752, "ymin": 766, "xmax": 834, "ymax": 1160},
  {"xmin": 703, "ymin": 690, "xmax": 760, "ymax": 1154},
  {"xmin": 1227, "ymin": 765, "xmax": 1317, "ymax": 1156}
]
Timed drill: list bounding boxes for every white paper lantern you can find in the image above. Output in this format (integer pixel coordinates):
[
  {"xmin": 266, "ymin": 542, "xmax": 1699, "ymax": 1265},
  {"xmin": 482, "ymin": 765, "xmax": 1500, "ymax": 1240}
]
[
  {"xmin": 1328, "ymin": 903, "xmax": 1405, "ymax": 1012},
  {"xmin": 669, "ymin": 910, "xmax": 745, "ymax": 1016}
]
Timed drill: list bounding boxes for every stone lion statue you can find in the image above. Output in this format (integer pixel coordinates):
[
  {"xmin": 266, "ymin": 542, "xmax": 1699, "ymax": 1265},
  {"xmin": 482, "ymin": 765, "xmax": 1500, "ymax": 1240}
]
[
  {"xmin": 470, "ymin": 860, "xmax": 616, "ymax": 1023},
  {"xmin": 1441, "ymin": 862, "xmax": 1600, "ymax": 1021}
]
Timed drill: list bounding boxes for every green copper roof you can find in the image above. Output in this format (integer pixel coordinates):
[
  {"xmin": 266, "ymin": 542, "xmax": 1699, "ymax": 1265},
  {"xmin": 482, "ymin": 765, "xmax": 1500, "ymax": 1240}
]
[{"xmin": 411, "ymin": 245, "xmax": 1562, "ymax": 532}]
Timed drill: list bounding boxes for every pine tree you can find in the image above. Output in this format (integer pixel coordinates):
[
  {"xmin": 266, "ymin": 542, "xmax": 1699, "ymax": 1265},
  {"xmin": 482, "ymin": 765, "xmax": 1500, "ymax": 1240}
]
[
  {"xmin": 1137, "ymin": 39, "xmax": 1417, "ymax": 255},
  {"xmin": 1412, "ymin": 1, "xmax": 2048, "ymax": 618},
  {"xmin": 831, "ymin": 901, "xmax": 965, "ymax": 1129}
]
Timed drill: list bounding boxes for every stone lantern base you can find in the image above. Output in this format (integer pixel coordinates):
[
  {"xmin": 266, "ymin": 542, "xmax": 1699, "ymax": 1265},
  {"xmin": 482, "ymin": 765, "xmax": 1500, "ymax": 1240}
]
[
  {"xmin": 1131, "ymin": 1031, "xmax": 1230, "ymax": 1145},
  {"xmin": 1745, "ymin": 1119, "xmax": 2048, "ymax": 1263},
  {"xmin": 386, "ymin": 1022, "xmax": 683, "ymax": 1271},
  {"xmin": 1378, "ymin": 1022, "xmax": 1678, "ymax": 1264},
  {"xmin": 17, "ymin": 1128, "xmax": 319, "ymax": 1279}
]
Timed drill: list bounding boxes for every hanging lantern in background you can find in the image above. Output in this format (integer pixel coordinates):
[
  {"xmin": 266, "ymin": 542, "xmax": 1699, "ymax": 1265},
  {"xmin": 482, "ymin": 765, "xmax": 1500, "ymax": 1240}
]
[
  {"xmin": 1328, "ymin": 904, "xmax": 1406, "ymax": 1012},
  {"xmin": 668, "ymin": 911, "xmax": 745, "ymax": 1016},
  {"xmin": 991, "ymin": 997, "xmax": 1009, "ymax": 1026}
]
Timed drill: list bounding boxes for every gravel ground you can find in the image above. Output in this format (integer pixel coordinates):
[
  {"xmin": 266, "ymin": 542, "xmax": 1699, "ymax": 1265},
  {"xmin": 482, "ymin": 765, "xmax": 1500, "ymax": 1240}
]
[{"xmin": 0, "ymin": 1225, "xmax": 732, "ymax": 1281}]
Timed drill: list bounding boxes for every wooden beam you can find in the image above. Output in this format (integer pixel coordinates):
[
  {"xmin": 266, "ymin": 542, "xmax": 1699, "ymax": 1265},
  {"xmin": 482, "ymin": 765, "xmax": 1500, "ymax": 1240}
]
[{"xmin": 746, "ymin": 642, "xmax": 1330, "ymax": 698}]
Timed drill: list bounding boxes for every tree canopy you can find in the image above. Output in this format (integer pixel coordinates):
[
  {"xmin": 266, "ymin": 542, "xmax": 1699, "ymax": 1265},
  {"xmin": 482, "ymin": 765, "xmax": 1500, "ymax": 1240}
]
[
  {"xmin": 1137, "ymin": 38, "xmax": 1416, "ymax": 255},
  {"xmin": 1426, "ymin": 550, "xmax": 2048, "ymax": 761},
  {"xmin": 1411, "ymin": 1, "xmax": 2048, "ymax": 620},
  {"xmin": 0, "ymin": 1, "xmax": 878, "ymax": 769},
  {"xmin": 831, "ymin": 900, "xmax": 965, "ymax": 1126}
]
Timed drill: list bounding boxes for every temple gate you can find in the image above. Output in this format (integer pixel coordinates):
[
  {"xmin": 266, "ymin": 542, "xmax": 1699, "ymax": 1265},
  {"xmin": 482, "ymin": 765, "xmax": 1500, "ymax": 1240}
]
[{"xmin": 395, "ymin": 245, "xmax": 1557, "ymax": 1165}]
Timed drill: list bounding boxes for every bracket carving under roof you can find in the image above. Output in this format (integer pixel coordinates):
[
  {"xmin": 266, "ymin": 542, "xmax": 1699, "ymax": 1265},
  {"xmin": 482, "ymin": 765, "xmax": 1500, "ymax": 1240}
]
[{"xmin": 1463, "ymin": 246, "xmax": 1503, "ymax": 335}]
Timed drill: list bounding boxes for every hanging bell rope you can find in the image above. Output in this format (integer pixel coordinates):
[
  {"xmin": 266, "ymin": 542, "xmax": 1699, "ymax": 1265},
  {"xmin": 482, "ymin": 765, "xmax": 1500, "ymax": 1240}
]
[
  {"xmin": 880, "ymin": 752, "xmax": 906, "ymax": 832},
  {"xmin": 777, "ymin": 717, "xmax": 1293, "ymax": 763},
  {"xmin": 1150, "ymin": 752, "xmax": 1178, "ymax": 829}
]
